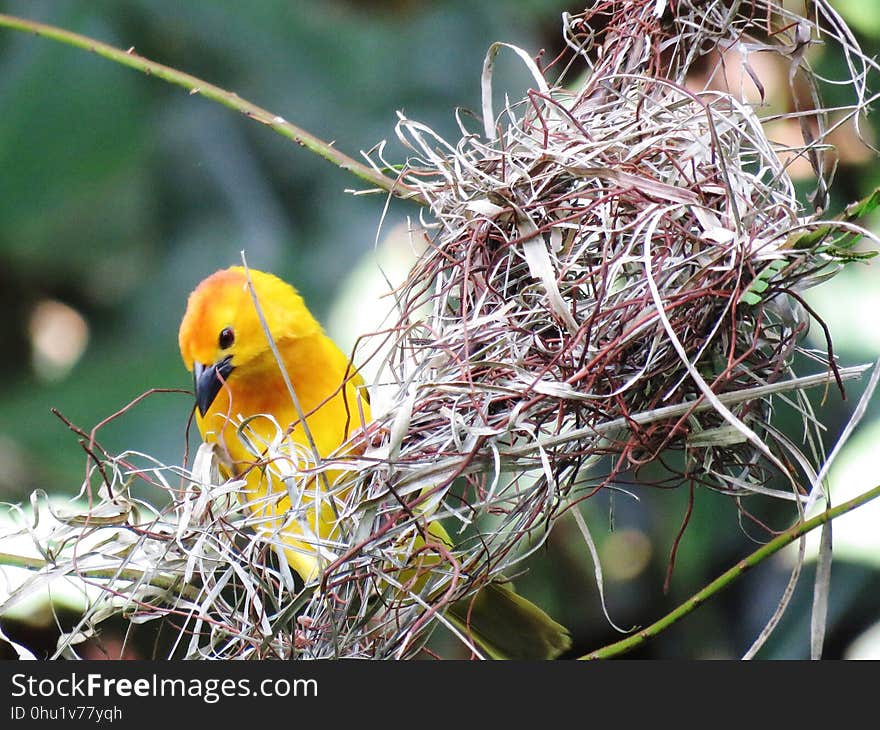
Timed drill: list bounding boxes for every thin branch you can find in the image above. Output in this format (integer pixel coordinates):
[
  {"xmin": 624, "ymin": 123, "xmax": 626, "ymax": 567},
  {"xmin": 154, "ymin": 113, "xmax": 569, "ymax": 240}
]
[
  {"xmin": 580, "ymin": 482, "xmax": 880, "ymax": 659},
  {"xmin": 0, "ymin": 551, "xmax": 198, "ymax": 600},
  {"xmin": 0, "ymin": 12, "xmax": 425, "ymax": 206}
]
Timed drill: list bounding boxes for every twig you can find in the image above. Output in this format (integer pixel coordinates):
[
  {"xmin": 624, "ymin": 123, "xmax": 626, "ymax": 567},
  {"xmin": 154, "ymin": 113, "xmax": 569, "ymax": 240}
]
[
  {"xmin": 580, "ymin": 482, "xmax": 880, "ymax": 659},
  {"xmin": 0, "ymin": 13, "xmax": 425, "ymax": 206},
  {"xmin": 0, "ymin": 550, "xmax": 198, "ymax": 601}
]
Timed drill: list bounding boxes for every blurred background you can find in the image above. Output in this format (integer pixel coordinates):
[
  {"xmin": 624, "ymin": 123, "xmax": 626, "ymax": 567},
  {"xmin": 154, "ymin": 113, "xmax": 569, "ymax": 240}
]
[{"xmin": 0, "ymin": 0, "xmax": 878, "ymax": 659}]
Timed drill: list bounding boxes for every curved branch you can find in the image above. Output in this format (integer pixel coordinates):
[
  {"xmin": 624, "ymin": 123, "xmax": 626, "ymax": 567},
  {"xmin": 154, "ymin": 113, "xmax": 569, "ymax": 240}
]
[
  {"xmin": 0, "ymin": 13, "xmax": 425, "ymax": 205},
  {"xmin": 581, "ymin": 482, "xmax": 880, "ymax": 659}
]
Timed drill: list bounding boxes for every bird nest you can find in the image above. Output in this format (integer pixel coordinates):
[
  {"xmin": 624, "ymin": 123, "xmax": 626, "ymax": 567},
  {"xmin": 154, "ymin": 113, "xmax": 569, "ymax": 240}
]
[{"xmin": 2, "ymin": 0, "xmax": 877, "ymax": 659}]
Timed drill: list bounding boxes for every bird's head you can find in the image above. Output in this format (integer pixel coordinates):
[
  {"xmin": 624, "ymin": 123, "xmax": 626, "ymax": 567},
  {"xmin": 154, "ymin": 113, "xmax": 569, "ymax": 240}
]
[{"xmin": 178, "ymin": 266, "xmax": 319, "ymax": 416}]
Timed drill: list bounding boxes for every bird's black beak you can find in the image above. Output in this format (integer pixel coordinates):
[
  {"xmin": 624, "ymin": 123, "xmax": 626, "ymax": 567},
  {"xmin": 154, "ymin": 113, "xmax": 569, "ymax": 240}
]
[{"xmin": 193, "ymin": 355, "xmax": 234, "ymax": 417}]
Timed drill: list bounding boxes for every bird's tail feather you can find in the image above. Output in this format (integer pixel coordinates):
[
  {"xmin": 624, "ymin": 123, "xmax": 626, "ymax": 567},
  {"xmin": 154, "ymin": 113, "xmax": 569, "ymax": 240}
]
[{"xmin": 447, "ymin": 580, "xmax": 571, "ymax": 660}]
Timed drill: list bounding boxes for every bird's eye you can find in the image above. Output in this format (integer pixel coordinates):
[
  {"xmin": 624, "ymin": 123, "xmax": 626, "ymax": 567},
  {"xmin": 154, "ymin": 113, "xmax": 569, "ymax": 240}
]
[{"xmin": 218, "ymin": 327, "xmax": 235, "ymax": 349}]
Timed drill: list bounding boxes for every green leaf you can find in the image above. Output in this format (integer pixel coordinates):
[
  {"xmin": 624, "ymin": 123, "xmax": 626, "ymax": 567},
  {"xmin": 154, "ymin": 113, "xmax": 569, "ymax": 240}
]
[
  {"xmin": 741, "ymin": 258, "xmax": 785, "ymax": 306},
  {"xmin": 786, "ymin": 186, "xmax": 880, "ymax": 252}
]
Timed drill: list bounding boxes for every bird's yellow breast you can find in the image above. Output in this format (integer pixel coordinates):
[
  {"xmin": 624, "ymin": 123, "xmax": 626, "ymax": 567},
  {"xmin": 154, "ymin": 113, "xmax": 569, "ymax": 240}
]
[
  {"xmin": 195, "ymin": 330, "xmax": 370, "ymax": 581},
  {"xmin": 199, "ymin": 335, "xmax": 365, "ymax": 454}
]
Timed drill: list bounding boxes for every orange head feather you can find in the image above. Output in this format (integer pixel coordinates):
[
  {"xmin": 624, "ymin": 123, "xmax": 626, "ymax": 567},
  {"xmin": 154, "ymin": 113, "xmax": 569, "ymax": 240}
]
[{"xmin": 178, "ymin": 266, "xmax": 320, "ymax": 376}]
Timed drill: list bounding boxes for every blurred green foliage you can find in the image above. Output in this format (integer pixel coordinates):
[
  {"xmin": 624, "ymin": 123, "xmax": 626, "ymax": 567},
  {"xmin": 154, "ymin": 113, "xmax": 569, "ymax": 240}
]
[{"xmin": 0, "ymin": 1, "xmax": 878, "ymax": 659}]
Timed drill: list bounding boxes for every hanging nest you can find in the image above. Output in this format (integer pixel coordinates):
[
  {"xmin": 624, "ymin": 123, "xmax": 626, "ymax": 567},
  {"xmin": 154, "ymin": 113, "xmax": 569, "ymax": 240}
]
[{"xmin": 2, "ymin": 0, "xmax": 877, "ymax": 659}]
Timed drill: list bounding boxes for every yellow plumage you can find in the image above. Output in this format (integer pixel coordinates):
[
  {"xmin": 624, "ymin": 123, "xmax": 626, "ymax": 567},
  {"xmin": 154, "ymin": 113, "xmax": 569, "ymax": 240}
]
[{"xmin": 178, "ymin": 266, "xmax": 570, "ymax": 658}]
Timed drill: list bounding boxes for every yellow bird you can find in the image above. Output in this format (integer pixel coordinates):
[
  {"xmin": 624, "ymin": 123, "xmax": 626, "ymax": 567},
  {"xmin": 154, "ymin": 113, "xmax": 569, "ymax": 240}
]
[{"xmin": 178, "ymin": 266, "xmax": 570, "ymax": 659}]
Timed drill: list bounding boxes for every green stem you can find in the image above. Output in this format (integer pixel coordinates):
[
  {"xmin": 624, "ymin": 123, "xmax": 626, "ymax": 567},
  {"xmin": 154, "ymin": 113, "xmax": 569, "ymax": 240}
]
[
  {"xmin": 581, "ymin": 483, "xmax": 880, "ymax": 659},
  {"xmin": 0, "ymin": 13, "xmax": 425, "ymax": 206},
  {"xmin": 0, "ymin": 551, "xmax": 47, "ymax": 572},
  {"xmin": 0, "ymin": 551, "xmax": 195, "ymax": 600}
]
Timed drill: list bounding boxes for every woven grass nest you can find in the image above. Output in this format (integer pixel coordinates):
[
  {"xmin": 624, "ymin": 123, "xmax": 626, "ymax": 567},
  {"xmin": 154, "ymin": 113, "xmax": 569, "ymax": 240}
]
[{"xmin": 3, "ymin": 1, "xmax": 877, "ymax": 659}]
